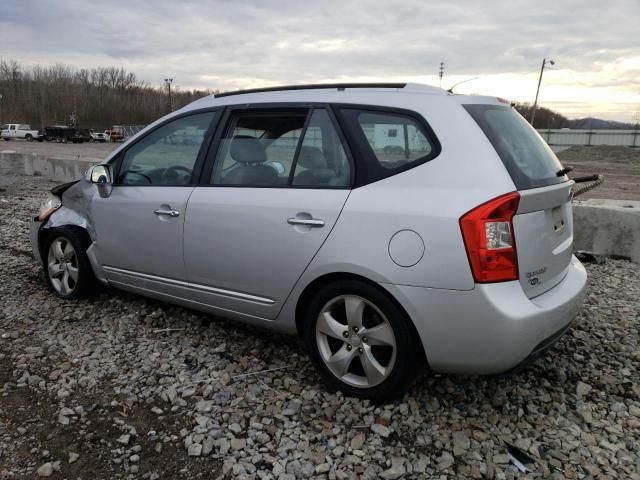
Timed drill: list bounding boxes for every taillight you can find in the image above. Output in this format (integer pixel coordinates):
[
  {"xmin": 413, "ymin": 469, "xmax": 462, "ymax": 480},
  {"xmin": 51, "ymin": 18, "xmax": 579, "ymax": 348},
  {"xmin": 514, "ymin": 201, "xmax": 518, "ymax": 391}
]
[{"xmin": 460, "ymin": 192, "xmax": 520, "ymax": 283}]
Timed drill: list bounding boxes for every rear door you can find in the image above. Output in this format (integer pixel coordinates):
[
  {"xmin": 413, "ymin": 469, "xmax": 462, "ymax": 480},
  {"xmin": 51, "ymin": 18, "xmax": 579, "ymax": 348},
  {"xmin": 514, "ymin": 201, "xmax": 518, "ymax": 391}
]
[
  {"xmin": 464, "ymin": 104, "xmax": 574, "ymax": 297},
  {"xmin": 183, "ymin": 106, "xmax": 353, "ymax": 319}
]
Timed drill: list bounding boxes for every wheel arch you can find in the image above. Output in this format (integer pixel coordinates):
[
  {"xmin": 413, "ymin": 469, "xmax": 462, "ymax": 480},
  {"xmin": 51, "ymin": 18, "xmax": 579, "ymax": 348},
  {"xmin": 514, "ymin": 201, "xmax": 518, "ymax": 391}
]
[
  {"xmin": 38, "ymin": 224, "xmax": 92, "ymax": 260},
  {"xmin": 294, "ymin": 271, "xmax": 428, "ymax": 365}
]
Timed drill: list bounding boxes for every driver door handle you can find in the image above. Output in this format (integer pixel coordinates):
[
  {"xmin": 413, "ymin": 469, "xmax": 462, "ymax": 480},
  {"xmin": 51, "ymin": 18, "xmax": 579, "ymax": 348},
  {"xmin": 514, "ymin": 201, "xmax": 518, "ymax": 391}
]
[
  {"xmin": 287, "ymin": 217, "xmax": 325, "ymax": 227},
  {"xmin": 154, "ymin": 209, "xmax": 180, "ymax": 217}
]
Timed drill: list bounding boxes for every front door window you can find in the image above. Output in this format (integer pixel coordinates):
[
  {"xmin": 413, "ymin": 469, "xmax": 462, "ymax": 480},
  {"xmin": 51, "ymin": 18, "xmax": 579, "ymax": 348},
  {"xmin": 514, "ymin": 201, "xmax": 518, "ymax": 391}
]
[{"xmin": 117, "ymin": 112, "xmax": 216, "ymax": 186}]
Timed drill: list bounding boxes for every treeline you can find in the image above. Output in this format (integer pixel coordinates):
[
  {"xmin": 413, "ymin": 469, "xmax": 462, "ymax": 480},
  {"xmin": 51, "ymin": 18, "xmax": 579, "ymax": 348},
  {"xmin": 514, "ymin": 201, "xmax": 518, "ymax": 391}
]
[
  {"xmin": 513, "ymin": 103, "xmax": 569, "ymax": 129},
  {"xmin": 0, "ymin": 59, "xmax": 214, "ymax": 130},
  {"xmin": 513, "ymin": 102, "xmax": 636, "ymax": 130}
]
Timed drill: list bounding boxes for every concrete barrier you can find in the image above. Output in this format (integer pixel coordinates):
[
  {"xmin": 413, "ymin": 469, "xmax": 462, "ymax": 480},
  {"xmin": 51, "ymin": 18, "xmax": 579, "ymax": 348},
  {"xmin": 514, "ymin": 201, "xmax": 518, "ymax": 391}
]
[
  {"xmin": 0, "ymin": 152, "xmax": 96, "ymax": 182},
  {"xmin": 573, "ymin": 199, "xmax": 640, "ymax": 262}
]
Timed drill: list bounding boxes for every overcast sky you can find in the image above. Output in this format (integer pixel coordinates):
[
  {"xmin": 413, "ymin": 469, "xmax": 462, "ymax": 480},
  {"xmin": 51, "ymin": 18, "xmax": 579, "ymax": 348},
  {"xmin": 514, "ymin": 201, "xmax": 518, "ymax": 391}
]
[{"xmin": 2, "ymin": 0, "xmax": 639, "ymax": 121}]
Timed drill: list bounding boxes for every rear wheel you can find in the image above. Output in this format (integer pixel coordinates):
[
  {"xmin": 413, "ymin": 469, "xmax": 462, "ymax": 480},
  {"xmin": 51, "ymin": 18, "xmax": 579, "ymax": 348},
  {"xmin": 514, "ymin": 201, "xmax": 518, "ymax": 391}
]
[
  {"xmin": 25, "ymin": 134, "xmax": 33, "ymax": 142},
  {"xmin": 43, "ymin": 227, "xmax": 96, "ymax": 299},
  {"xmin": 303, "ymin": 280, "xmax": 422, "ymax": 400}
]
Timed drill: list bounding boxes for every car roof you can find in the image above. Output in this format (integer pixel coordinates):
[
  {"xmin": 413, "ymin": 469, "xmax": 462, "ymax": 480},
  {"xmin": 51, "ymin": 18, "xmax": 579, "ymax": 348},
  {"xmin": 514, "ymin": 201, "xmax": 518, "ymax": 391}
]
[
  {"xmin": 184, "ymin": 83, "xmax": 452, "ymax": 109},
  {"xmin": 182, "ymin": 82, "xmax": 505, "ymax": 113}
]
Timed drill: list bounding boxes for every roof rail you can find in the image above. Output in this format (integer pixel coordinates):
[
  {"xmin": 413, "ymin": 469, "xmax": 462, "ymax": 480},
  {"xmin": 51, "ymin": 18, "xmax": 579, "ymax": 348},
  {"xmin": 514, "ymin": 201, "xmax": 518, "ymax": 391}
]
[{"xmin": 214, "ymin": 83, "xmax": 407, "ymax": 98}]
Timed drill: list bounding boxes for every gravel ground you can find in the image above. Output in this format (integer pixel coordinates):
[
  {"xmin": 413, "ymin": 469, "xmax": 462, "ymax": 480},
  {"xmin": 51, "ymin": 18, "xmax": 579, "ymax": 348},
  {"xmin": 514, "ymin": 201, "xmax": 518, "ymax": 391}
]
[{"xmin": 1, "ymin": 175, "xmax": 639, "ymax": 480}]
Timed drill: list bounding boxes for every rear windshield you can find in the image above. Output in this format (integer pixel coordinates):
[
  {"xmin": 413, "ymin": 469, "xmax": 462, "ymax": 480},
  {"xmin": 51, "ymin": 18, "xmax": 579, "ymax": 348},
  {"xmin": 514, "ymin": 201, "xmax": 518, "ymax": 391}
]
[{"xmin": 464, "ymin": 104, "xmax": 567, "ymax": 190}]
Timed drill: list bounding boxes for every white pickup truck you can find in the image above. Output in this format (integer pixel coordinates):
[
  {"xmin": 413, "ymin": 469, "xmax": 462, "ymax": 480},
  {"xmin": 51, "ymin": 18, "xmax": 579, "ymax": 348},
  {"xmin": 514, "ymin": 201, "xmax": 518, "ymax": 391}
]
[
  {"xmin": 89, "ymin": 129, "xmax": 110, "ymax": 142},
  {"xmin": 1, "ymin": 123, "xmax": 44, "ymax": 142}
]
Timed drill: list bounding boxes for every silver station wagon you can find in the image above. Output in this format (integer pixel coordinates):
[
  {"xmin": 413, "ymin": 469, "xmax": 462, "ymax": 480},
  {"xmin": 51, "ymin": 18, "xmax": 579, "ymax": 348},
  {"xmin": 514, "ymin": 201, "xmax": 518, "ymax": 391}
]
[{"xmin": 30, "ymin": 83, "xmax": 587, "ymax": 399}]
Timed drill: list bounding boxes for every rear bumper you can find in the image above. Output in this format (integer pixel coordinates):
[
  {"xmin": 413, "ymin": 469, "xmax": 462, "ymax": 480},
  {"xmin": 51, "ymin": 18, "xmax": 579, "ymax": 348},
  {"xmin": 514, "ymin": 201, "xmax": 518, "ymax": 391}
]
[
  {"xmin": 30, "ymin": 217, "xmax": 44, "ymax": 265},
  {"xmin": 382, "ymin": 255, "xmax": 587, "ymax": 374}
]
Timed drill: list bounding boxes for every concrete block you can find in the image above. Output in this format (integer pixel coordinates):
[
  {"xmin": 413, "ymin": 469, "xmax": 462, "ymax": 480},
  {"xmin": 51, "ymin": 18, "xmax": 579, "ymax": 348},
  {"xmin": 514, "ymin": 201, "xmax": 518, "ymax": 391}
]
[
  {"xmin": 573, "ymin": 199, "xmax": 640, "ymax": 262},
  {"xmin": 0, "ymin": 152, "xmax": 96, "ymax": 182}
]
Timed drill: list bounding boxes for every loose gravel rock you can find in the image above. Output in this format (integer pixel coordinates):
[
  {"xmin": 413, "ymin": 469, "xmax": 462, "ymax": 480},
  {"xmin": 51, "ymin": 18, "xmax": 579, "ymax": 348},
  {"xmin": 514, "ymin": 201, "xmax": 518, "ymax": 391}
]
[{"xmin": 1, "ymin": 174, "xmax": 639, "ymax": 479}]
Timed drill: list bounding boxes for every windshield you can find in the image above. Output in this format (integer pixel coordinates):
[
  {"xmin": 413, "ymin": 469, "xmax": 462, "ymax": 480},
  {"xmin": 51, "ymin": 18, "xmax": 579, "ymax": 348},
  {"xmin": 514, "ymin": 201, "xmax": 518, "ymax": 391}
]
[{"xmin": 464, "ymin": 104, "xmax": 567, "ymax": 190}]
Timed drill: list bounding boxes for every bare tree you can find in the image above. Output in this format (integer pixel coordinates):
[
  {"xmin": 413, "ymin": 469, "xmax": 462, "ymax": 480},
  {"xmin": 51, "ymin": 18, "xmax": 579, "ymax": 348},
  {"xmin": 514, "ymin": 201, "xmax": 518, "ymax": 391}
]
[{"xmin": 0, "ymin": 59, "xmax": 215, "ymax": 129}]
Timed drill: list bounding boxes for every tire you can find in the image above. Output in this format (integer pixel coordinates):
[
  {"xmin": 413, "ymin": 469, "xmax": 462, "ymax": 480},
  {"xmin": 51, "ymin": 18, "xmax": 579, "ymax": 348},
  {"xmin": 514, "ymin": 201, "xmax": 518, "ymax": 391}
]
[
  {"xmin": 25, "ymin": 134, "xmax": 33, "ymax": 142},
  {"xmin": 3, "ymin": 138, "xmax": 10, "ymax": 141},
  {"xmin": 302, "ymin": 280, "xmax": 422, "ymax": 400},
  {"xmin": 89, "ymin": 137, "xmax": 95, "ymax": 143},
  {"xmin": 43, "ymin": 227, "xmax": 96, "ymax": 300}
]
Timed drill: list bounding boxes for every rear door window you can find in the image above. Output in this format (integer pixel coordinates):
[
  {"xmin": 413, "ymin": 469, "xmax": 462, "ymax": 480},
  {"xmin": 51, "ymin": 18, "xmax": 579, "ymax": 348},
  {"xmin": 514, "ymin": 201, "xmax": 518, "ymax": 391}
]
[
  {"xmin": 464, "ymin": 104, "xmax": 567, "ymax": 190},
  {"xmin": 292, "ymin": 109, "xmax": 351, "ymax": 187},
  {"xmin": 210, "ymin": 108, "xmax": 352, "ymax": 188}
]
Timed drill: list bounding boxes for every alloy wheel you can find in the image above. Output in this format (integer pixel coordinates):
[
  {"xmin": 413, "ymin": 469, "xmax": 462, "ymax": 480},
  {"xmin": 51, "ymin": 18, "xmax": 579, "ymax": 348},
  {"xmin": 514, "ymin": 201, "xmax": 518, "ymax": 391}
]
[
  {"xmin": 47, "ymin": 237, "xmax": 79, "ymax": 296},
  {"xmin": 315, "ymin": 294, "xmax": 397, "ymax": 388}
]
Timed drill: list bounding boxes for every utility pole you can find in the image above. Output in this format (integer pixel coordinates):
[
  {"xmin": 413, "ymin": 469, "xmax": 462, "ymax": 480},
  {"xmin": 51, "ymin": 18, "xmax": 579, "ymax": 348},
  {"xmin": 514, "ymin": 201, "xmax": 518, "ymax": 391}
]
[
  {"xmin": 0, "ymin": 93, "xmax": 3, "ymax": 125},
  {"xmin": 164, "ymin": 78, "xmax": 173, "ymax": 112},
  {"xmin": 438, "ymin": 62, "xmax": 445, "ymax": 88},
  {"xmin": 530, "ymin": 58, "xmax": 554, "ymax": 127}
]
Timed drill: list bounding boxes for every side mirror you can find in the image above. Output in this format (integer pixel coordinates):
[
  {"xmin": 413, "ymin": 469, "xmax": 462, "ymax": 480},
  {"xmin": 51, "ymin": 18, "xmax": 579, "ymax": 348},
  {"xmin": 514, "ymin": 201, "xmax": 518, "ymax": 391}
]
[
  {"xmin": 90, "ymin": 164, "xmax": 113, "ymax": 198},
  {"xmin": 90, "ymin": 164, "xmax": 112, "ymax": 184}
]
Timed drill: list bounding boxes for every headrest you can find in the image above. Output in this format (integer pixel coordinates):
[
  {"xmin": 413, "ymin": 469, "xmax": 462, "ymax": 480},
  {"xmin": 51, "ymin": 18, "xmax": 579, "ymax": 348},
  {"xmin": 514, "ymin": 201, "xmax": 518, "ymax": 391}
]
[
  {"xmin": 297, "ymin": 146, "xmax": 327, "ymax": 169},
  {"xmin": 230, "ymin": 135, "xmax": 267, "ymax": 164}
]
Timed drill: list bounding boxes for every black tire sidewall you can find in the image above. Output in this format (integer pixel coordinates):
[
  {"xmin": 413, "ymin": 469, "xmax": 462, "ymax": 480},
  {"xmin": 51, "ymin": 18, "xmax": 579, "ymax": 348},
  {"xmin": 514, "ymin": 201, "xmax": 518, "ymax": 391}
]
[
  {"xmin": 43, "ymin": 227, "xmax": 95, "ymax": 300},
  {"xmin": 303, "ymin": 280, "xmax": 420, "ymax": 400}
]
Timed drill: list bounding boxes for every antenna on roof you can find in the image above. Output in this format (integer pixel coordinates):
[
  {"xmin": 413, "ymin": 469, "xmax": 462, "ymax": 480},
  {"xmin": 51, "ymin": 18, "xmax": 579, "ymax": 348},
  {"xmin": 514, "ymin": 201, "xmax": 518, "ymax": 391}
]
[
  {"xmin": 446, "ymin": 77, "xmax": 479, "ymax": 93},
  {"xmin": 438, "ymin": 61, "xmax": 445, "ymax": 88}
]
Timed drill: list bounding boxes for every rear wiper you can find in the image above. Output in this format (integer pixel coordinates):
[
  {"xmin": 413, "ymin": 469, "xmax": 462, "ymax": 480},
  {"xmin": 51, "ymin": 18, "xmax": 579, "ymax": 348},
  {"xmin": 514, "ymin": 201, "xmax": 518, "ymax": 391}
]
[{"xmin": 556, "ymin": 166, "xmax": 573, "ymax": 177}]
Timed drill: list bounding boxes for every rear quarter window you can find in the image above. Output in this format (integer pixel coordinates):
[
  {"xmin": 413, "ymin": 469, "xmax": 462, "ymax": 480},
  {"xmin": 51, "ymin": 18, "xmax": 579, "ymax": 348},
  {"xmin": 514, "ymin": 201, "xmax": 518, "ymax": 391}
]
[
  {"xmin": 338, "ymin": 107, "xmax": 440, "ymax": 186},
  {"xmin": 464, "ymin": 104, "xmax": 567, "ymax": 190}
]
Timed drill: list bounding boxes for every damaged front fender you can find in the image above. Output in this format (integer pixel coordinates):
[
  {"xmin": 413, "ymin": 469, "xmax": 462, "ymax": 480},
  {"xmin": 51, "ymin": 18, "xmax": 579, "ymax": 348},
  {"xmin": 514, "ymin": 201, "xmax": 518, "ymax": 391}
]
[
  {"xmin": 33, "ymin": 178, "xmax": 109, "ymax": 285},
  {"xmin": 45, "ymin": 179, "xmax": 96, "ymax": 241}
]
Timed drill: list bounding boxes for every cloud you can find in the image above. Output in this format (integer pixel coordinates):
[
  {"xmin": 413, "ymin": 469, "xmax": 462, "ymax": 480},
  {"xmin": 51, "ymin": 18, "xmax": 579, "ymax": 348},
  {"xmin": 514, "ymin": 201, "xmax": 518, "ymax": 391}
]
[{"xmin": 1, "ymin": 0, "xmax": 638, "ymax": 120}]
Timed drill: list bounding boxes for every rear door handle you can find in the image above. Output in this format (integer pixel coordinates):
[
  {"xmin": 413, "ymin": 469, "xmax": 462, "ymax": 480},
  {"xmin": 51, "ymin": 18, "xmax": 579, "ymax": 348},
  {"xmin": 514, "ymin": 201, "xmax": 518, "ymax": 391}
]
[
  {"xmin": 287, "ymin": 217, "xmax": 325, "ymax": 227},
  {"xmin": 154, "ymin": 209, "xmax": 180, "ymax": 217}
]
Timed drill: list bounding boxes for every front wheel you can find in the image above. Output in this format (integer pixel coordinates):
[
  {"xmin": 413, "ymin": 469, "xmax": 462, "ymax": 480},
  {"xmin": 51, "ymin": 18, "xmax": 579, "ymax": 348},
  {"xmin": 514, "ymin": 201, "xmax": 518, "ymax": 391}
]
[
  {"xmin": 303, "ymin": 280, "xmax": 422, "ymax": 400},
  {"xmin": 43, "ymin": 227, "xmax": 96, "ymax": 299}
]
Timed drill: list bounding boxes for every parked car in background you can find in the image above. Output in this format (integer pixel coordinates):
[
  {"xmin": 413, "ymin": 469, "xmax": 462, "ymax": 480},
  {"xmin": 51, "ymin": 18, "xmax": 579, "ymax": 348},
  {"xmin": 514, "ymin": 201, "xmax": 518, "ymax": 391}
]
[
  {"xmin": 44, "ymin": 126, "xmax": 91, "ymax": 144},
  {"xmin": 1, "ymin": 123, "xmax": 44, "ymax": 142},
  {"xmin": 89, "ymin": 130, "xmax": 109, "ymax": 142},
  {"xmin": 29, "ymin": 83, "xmax": 587, "ymax": 399},
  {"xmin": 104, "ymin": 129, "xmax": 124, "ymax": 142}
]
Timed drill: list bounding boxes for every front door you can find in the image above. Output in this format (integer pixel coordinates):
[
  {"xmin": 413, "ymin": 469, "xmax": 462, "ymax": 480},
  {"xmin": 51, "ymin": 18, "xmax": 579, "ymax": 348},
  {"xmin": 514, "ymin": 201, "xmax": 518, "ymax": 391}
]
[
  {"xmin": 183, "ymin": 107, "xmax": 353, "ymax": 319},
  {"xmin": 91, "ymin": 111, "xmax": 217, "ymax": 291}
]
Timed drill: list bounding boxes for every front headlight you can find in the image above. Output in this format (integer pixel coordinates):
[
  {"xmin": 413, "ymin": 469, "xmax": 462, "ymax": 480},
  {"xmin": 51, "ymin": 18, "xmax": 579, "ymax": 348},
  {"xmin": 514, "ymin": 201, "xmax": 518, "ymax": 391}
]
[{"xmin": 38, "ymin": 193, "xmax": 62, "ymax": 221}]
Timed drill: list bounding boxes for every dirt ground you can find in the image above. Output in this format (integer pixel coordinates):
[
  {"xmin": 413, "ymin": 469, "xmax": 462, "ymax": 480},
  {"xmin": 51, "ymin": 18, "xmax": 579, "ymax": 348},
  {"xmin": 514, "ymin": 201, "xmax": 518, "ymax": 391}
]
[
  {"xmin": 558, "ymin": 146, "xmax": 640, "ymax": 201},
  {"xmin": 2, "ymin": 140, "xmax": 638, "ymax": 201}
]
